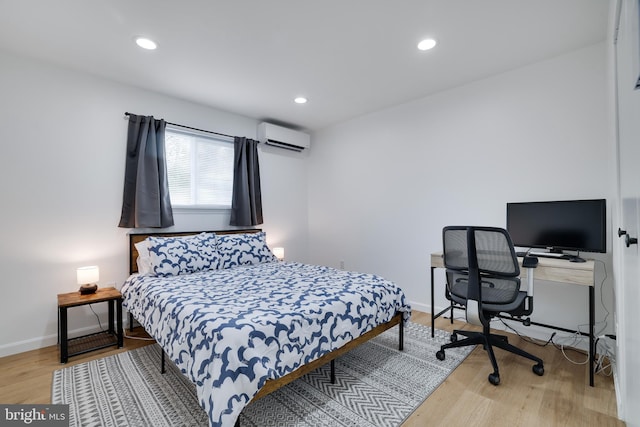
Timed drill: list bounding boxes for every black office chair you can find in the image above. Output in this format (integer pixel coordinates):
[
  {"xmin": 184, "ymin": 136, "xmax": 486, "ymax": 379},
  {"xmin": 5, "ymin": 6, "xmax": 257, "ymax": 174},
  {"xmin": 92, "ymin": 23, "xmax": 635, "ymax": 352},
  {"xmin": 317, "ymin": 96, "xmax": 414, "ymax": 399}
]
[{"xmin": 435, "ymin": 226, "xmax": 544, "ymax": 385}]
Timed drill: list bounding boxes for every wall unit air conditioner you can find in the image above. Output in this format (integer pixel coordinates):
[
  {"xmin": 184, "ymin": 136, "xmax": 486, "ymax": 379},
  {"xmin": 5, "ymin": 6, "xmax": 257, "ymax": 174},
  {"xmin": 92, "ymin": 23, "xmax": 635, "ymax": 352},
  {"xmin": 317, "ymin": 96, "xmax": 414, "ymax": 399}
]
[{"xmin": 258, "ymin": 122, "xmax": 310, "ymax": 152}]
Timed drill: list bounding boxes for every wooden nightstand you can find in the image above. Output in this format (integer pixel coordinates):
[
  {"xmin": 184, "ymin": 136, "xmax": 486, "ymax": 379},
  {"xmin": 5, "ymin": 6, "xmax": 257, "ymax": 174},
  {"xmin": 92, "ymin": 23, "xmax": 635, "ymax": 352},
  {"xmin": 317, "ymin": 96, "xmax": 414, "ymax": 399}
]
[{"xmin": 57, "ymin": 286, "xmax": 123, "ymax": 363}]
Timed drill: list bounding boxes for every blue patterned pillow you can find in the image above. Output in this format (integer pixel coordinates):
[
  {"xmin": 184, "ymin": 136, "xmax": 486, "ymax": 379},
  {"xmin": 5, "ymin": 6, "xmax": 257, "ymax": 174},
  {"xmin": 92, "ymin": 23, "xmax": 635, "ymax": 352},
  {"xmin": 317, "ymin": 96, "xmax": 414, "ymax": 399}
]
[
  {"xmin": 217, "ymin": 232, "xmax": 277, "ymax": 269},
  {"xmin": 147, "ymin": 233, "xmax": 220, "ymax": 277}
]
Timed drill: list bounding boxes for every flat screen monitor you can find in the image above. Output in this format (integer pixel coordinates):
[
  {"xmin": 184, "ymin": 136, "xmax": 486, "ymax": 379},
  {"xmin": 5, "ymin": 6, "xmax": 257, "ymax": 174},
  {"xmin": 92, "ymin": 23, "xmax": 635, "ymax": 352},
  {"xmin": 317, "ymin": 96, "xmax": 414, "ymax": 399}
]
[{"xmin": 506, "ymin": 199, "xmax": 606, "ymax": 256}]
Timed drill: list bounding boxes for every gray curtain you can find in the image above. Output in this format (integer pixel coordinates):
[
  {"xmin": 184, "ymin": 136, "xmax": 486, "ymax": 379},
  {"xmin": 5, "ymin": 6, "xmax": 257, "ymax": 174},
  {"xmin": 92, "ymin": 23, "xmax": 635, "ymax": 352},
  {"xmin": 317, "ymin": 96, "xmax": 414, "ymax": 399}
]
[
  {"xmin": 230, "ymin": 137, "xmax": 263, "ymax": 226},
  {"xmin": 118, "ymin": 114, "xmax": 174, "ymax": 228}
]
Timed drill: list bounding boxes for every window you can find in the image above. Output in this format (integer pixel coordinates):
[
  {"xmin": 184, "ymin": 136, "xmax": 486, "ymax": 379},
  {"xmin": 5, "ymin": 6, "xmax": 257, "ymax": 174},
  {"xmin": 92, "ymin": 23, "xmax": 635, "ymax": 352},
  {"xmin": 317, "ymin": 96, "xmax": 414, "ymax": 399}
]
[{"xmin": 165, "ymin": 128, "xmax": 234, "ymax": 208}]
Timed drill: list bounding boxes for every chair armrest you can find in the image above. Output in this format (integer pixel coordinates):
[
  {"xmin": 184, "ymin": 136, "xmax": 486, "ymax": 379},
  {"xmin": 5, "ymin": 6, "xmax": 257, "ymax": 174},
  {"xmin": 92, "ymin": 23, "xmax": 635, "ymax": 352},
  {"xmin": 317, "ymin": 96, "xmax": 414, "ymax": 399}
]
[
  {"xmin": 522, "ymin": 256, "xmax": 538, "ymax": 297},
  {"xmin": 522, "ymin": 256, "xmax": 538, "ymax": 268}
]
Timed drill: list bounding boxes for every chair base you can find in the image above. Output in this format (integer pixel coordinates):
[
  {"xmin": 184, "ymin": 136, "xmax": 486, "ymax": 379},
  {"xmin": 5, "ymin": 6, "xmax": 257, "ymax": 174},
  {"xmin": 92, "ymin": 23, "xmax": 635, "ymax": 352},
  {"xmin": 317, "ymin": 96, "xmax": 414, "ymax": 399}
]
[{"xmin": 436, "ymin": 327, "xmax": 544, "ymax": 385}]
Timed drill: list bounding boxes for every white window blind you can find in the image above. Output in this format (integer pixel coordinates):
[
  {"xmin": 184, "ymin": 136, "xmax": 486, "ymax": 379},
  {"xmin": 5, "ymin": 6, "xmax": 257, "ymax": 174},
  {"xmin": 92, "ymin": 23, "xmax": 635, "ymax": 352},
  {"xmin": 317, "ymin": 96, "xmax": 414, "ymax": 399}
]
[{"xmin": 165, "ymin": 128, "xmax": 234, "ymax": 208}]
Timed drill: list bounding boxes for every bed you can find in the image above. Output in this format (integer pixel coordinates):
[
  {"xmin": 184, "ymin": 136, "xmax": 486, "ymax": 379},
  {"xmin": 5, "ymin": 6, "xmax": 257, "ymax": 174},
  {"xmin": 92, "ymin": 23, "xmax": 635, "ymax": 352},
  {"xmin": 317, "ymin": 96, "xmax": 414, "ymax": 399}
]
[{"xmin": 121, "ymin": 229, "xmax": 411, "ymax": 427}]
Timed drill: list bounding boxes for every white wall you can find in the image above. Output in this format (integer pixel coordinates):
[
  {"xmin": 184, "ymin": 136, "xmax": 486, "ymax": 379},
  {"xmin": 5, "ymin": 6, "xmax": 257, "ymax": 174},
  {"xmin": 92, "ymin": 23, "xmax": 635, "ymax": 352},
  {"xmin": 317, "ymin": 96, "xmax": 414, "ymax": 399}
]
[
  {"xmin": 308, "ymin": 43, "xmax": 615, "ymax": 344},
  {"xmin": 0, "ymin": 50, "xmax": 309, "ymax": 356}
]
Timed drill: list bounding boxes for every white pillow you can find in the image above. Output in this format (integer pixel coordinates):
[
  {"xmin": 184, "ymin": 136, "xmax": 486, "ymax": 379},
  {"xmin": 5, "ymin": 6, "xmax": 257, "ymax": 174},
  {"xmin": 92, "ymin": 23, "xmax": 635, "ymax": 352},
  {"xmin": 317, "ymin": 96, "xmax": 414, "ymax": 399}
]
[{"xmin": 134, "ymin": 240, "xmax": 153, "ymax": 275}]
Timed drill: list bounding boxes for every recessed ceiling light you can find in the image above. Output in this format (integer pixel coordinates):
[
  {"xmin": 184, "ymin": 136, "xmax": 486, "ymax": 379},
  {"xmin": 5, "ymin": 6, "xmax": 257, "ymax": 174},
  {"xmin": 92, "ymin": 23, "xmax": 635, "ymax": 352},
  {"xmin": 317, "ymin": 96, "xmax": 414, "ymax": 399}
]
[
  {"xmin": 135, "ymin": 37, "xmax": 157, "ymax": 50},
  {"xmin": 417, "ymin": 38, "xmax": 437, "ymax": 51},
  {"xmin": 294, "ymin": 97, "xmax": 308, "ymax": 104}
]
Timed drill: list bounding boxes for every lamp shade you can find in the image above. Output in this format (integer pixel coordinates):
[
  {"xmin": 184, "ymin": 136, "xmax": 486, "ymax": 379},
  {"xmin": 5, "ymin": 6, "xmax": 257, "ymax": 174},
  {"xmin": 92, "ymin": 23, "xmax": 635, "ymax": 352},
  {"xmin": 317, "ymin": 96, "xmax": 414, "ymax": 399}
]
[
  {"xmin": 77, "ymin": 266, "xmax": 99, "ymax": 285},
  {"xmin": 272, "ymin": 247, "xmax": 285, "ymax": 260}
]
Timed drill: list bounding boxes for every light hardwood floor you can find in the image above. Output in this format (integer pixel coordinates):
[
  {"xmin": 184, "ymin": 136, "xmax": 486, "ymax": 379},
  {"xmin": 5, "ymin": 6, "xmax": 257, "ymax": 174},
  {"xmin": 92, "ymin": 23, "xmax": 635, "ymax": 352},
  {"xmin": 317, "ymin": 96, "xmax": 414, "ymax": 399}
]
[{"xmin": 0, "ymin": 311, "xmax": 624, "ymax": 426}]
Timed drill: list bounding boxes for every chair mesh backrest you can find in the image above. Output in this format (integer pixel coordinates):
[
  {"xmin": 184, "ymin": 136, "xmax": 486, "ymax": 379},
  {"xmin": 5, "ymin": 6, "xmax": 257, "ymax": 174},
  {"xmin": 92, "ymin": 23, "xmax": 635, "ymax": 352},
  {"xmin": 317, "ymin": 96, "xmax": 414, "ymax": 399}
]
[
  {"xmin": 443, "ymin": 226, "xmax": 520, "ymax": 305},
  {"xmin": 473, "ymin": 228, "xmax": 519, "ymax": 277},
  {"xmin": 443, "ymin": 227, "xmax": 468, "ymax": 271}
]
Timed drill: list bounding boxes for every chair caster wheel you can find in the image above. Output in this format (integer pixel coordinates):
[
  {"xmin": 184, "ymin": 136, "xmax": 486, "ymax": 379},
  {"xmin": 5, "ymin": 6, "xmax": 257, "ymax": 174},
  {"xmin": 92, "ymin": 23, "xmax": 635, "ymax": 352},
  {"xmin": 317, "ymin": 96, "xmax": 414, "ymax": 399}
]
[
  {"xmin": 436, "ymin": 350, "xmax": 445, "ymax": 361},
  {"xmin": 488, "ymin": 373, "xmax": 500, "ymax": 386},
  {"xmin": 450, "ymin": 334, "xmax": 457, "ymax": 343},
  {"xmin": 532, "ymin": 363, "xmax": 544, "ymax": 376}
]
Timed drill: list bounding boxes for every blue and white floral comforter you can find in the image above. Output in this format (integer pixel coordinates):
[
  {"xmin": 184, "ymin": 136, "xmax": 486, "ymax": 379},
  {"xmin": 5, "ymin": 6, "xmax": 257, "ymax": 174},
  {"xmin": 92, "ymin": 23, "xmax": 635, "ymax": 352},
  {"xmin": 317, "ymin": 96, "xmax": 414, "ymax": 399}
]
[{"xmin": 121, "ymin": 261, "xmax": 410, "ymax": 427}]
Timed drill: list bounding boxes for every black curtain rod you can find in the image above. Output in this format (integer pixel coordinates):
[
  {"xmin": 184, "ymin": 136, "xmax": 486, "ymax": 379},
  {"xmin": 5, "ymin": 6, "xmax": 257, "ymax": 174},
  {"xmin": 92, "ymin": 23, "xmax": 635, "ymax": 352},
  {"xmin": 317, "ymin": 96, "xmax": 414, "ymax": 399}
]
[{"xmin": 124, "ymin": 112, "xmax": 235, "ymax": 139}]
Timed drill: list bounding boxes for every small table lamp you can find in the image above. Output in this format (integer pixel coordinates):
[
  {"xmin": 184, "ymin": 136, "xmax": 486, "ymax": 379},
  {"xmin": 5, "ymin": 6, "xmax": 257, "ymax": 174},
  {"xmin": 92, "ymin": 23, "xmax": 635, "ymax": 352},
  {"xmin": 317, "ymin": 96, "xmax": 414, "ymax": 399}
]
[
  {"xmin": 77, "ymin": 265, "xmax": 99, "ymax": 295},
  {"xmin": 273, "ymin": 247, "xmax": 285, "ymax": 261}
]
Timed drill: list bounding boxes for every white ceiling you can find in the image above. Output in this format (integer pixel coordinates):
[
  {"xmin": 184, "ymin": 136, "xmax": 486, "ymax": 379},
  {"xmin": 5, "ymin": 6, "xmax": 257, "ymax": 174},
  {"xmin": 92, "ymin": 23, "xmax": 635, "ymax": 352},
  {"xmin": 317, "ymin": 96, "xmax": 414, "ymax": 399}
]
[{"xmin": 0, "ymin": 0, "xmax": 609, "ymax": 131}]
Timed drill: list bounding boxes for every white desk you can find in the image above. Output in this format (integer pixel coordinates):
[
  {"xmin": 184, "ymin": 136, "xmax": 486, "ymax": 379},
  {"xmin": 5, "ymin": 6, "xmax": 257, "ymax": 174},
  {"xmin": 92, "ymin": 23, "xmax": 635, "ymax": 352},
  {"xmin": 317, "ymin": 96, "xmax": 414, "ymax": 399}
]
[{"xmin": 430, "ymin": 252, "xmax": 596, "ymax": 386}]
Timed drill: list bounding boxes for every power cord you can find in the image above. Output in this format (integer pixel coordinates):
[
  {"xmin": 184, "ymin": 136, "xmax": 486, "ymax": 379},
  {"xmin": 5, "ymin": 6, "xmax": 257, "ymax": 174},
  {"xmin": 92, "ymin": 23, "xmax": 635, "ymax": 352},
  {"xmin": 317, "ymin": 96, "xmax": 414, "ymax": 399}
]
[
  {"xmin": 594, "ymin": 259, "xmax": 611, "ymax": 337},
  {"xmin": 89, "ymin": 304, "xmax": 104, "ymax": 331},
  {"xmin": 496, "ymin": 317, "xmax": 556, "ymax": 347},
  {"xmin": 495, "ymin": 316, "xmax": 591, "ymax": 365},
  {"xmin": 124, "ymin": 319, "xmax": 156, "ymax": 341},
  {"xmin": 124, "ymin": 334, "xmax": 156, "ymax": 341},
  {"xmin": 594, "ymin": 335, "xmax": 615, "ymax": 376},
  {"xmin": 551, "ymin": 332, "xmax": 590, "ymax": 365},
  {"xmin": 90, "ymin": 304, "xmax": 155, "ymax": 341}
]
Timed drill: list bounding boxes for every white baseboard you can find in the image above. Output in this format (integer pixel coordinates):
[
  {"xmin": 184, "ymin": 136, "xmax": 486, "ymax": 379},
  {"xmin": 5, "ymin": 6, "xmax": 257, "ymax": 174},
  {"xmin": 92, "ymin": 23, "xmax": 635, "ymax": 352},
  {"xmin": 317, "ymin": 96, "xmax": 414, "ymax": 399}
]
[
  {"xmin": 0, "ymin": 333, "xmax": 59, "ymax": 358},
  {"xmin": 408, "ymin": 300, "xmax": 430, "ymax": 315},
  {"xmin": 612, "ymin": 358, "xmax": 622, "ymax": 417}
]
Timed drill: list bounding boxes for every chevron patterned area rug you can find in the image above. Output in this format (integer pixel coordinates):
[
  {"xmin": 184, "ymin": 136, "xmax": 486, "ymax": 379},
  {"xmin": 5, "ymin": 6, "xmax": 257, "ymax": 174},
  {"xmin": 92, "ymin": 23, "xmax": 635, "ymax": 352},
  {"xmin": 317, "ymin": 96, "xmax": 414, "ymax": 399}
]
[{"xmin": 52, "ymin": 322, "xmax": 471, "ymax": 427}]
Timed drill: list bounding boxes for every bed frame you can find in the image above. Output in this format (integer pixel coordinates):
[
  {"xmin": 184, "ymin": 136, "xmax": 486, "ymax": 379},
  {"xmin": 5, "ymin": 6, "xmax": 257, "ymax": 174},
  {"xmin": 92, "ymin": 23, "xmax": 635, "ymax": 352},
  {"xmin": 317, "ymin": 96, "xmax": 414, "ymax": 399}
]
[{"xmin": 125, "ymin": 228, "xmax": 404, "ymax": 423}]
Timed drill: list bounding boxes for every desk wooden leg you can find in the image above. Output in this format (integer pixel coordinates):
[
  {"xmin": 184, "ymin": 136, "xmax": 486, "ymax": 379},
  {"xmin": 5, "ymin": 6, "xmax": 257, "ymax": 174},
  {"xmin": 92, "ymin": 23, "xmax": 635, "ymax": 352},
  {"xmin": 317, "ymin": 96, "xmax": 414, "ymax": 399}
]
[{"xmin": 589, "ymin": 286, "xmax": 595, "ymax": 387}]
